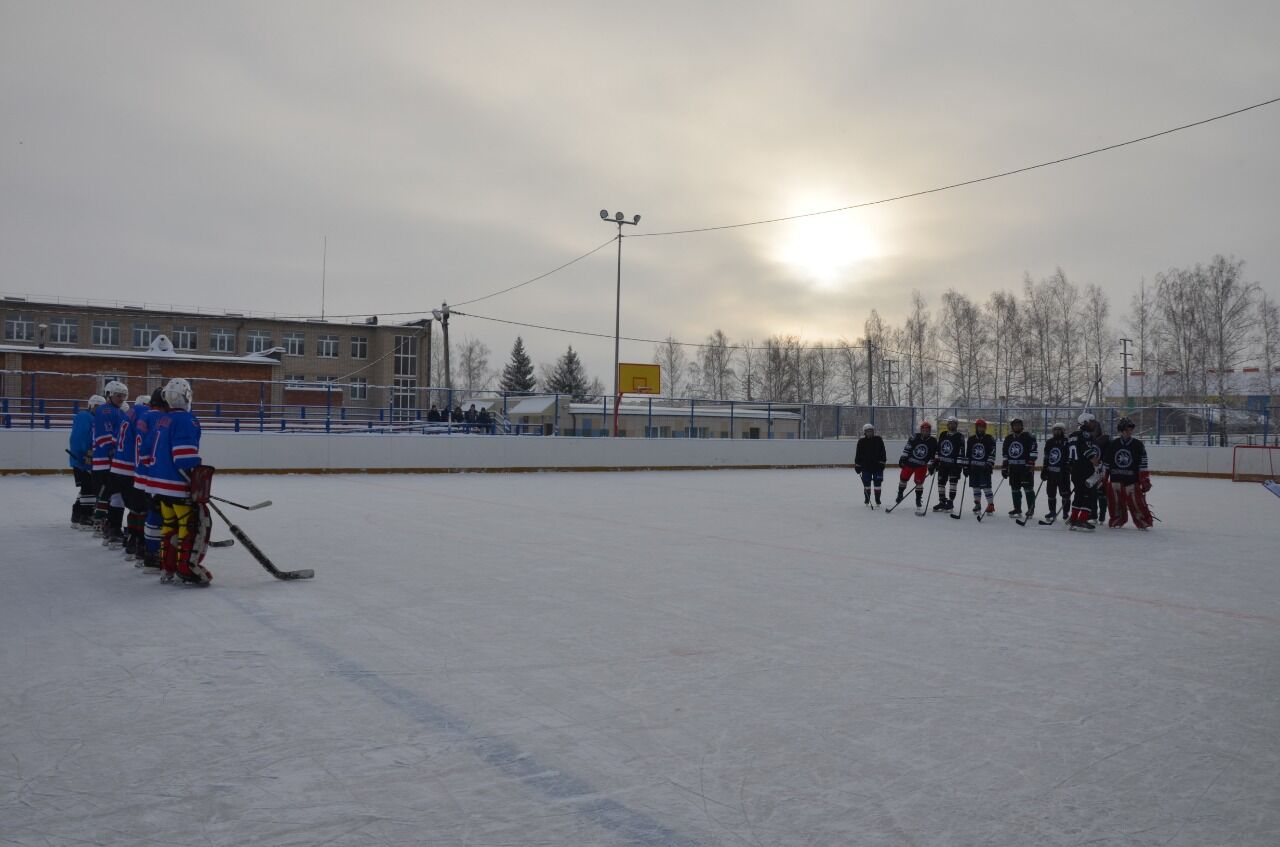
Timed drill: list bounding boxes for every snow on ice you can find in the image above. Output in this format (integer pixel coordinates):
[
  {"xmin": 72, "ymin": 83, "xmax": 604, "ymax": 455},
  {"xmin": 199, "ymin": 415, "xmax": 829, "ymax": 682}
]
[{"xmin": 2, "ymin": 470, "xmax": 1279, "ymax": 846}]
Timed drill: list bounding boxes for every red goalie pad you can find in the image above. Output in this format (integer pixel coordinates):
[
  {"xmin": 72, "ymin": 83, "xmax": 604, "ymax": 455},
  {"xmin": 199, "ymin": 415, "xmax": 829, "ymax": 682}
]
[
  {"xmin": 1107, "ymin": 482, "xmax": 1128, "ymax": 527},
  {"xmin": 1123, "ymin": 485, "xmax": 1153, "ymax": 529},
  {"xmin": 187, "ymin": 465, "xmax": 215, "ymax": 505}
]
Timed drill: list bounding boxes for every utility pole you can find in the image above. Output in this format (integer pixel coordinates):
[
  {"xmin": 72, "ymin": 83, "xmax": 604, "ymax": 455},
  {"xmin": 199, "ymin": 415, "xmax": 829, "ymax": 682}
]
[
  {"xmin": 432, "ymin": 303, "xmax": 451, "ymax": 410},
  {"xmin": 866, "ymin": 341, "xmax": 874, "ymax": 407},
  {"xmin": 599, "ymin": 209, "xmax": 641, "ymax": 436},
  {"xmin": 1120, "ymin": 337, "xmax": 1133, "ymax": 408}
]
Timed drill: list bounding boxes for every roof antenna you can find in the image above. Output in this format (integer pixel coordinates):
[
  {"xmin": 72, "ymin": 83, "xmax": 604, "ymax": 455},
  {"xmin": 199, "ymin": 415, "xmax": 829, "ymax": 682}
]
[{"xmin": 321, "ymin": 236, "xmax": 327, "ymax": 320}]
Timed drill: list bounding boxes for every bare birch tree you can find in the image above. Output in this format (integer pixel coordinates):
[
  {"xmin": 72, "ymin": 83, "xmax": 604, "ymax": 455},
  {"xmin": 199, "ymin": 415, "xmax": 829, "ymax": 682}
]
[
  {"xmin": 698, "ymin": 329, "xmax": 737, "ymax": 400},
  {"xmin": 653, "ymin": 335, "xmax": 688, "ymax": 398}
]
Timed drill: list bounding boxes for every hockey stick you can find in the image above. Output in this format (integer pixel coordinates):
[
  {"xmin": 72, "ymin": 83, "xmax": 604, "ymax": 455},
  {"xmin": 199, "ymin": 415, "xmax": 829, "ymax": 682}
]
[
  {"xmin": 207, "ymin": 501, "xmax": 314, "ymax": 581},
  {"xmin": 1016, "ymin": 479, "xmax": 1046, "ymax": 526},
  {"xmin": 917, "ymin": 471, "xmax": 936, "ymax": 516},
  {"xmin": 976, "ymin": 477, "xmax": 1005, "ymax": 522},
  {"xmin": 209, "ymin": 494, "xmax": 272, "ymax": 511},
  {"xmin": 884, "ymin": 469, "xmax": 920, "ymax": 514},
  {"xmin": 950, "ymin": 472, "xmax": 968, "ymax": 519}
]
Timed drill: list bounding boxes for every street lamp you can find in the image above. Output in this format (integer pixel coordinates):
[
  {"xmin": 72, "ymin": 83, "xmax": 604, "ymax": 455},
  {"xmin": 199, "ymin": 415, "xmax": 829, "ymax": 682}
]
[{"xmin": 599, "ymin": 209, "xmax": 641, "ymax": 436}]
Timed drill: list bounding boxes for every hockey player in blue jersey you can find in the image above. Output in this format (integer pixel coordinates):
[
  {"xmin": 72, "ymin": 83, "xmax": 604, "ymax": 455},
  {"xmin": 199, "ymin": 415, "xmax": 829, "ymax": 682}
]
[
  {"xmin": 143, "ymin": 378, "xmax": 212, "ymax": 585},
  {"xmin": 108, "ymin": 394, "xmax": 151, "ymax": 555},
  {"xmin": 91, "ymin": 380, "xmax": 129, "ymax": 536},
  {"xmin": 133, "ymin": 388, "xmax": 169, "ymax": 572},
  {"xmin": 68, "ymin": 394, "xmax": 105, "ymax": 528}
]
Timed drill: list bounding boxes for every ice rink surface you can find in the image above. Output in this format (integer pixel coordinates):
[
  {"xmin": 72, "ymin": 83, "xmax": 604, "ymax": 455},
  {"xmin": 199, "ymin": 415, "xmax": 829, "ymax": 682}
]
[{"xmin": 3, "ymin": 469, "xmax": 1279, "ymax": 847}]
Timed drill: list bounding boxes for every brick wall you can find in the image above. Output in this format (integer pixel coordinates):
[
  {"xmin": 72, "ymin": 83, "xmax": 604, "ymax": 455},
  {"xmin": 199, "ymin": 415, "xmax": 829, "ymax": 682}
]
[{"xmin": 4, "ymin": 352, "xmax": 274, "ymax": 406}]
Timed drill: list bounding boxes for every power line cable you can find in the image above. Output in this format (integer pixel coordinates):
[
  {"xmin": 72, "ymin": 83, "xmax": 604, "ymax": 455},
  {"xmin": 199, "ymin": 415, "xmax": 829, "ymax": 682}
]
[
  {"xmin": 631, "ymin": 95, "xmax": 1280, "ymax": 238},
  {"xmin": 452, "ymin": 307, "xmax": 954, "ymax": 367}
]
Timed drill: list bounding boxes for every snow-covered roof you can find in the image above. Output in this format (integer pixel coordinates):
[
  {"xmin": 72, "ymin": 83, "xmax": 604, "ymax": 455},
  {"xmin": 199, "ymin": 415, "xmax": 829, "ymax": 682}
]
[
  {"xmin": 0, "ymin": 339, "xmax": 280, "ymax": 367},
  {"xmin": 567, "ymin": 402, "xmax": 800, "ymax": 420},
  {"xmin": 507, "ymin": 396, "xmax": 559, "ymax": 415}
]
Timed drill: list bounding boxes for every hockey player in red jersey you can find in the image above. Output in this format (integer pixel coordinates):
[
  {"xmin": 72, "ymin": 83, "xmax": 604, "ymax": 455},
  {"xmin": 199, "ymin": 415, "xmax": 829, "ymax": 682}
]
[{"xmin": 1101, "ymin": 417, "xmax": 1153, "ymax": 529}]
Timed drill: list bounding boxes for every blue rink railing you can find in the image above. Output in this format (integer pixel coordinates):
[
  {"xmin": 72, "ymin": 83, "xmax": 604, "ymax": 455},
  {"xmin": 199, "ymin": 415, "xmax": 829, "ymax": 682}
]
[{"xmin": 1, "ymin": 371, "xmax": 1275, "ymax": 446}]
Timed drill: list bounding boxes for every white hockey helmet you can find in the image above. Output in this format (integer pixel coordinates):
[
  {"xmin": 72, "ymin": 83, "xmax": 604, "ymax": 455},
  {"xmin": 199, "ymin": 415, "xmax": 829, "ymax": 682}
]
[
  {"xmin": 1077, "ymin": 411, "xmax": 1096, "ymax": 425},
  {"xmin": 135, "ymin": 394, "xmax": 151, "ymax": 407},
  {"xmin": 1051, "ymin": 421, "xmax": 1066, "ymax": 432},
  {"xmin": 863, "ymin": 423, "xmax": 874, "ymax": 432},
  {"xmin": 946, "ymin": 416, "xmax": 958, "ymax": 425},
  {"xmin": 162, "ymin": 377, "xmax": 193, "ymax": 410},
  {"xmin": 87, "ymin": 394, "xmax": 106, "ymax": 410},
  {"xmin": 104, "ymin": 379, "xmax": 129, "ymax": 398}
]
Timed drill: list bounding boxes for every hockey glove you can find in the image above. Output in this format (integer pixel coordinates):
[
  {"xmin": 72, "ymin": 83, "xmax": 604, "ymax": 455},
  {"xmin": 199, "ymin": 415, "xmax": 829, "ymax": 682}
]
[
  {"xmin": 961, "ymin": 467, "xmax": 969, "ymax": 478},
  {"xmin": 854, "ymin": 464, "xmax": 862, "ymax": 473},
  {"xmin": 928, "ymin": 463, "xmax": 937, "ymax": 476},
  {"xmin": 1040, "ymin": 469, "xmax": 1049, "ymax": 481},
  {"xmin": 1139, "ymin": 471, "xmax": 1151, "ymax": 493},
  {"xmin": 1001, "ymin": 467, "xmax": 1008, "ymax": 479},
  {"xmin": 1086, "ymin": 467, "xmax": 1105, "ymax": 488}
]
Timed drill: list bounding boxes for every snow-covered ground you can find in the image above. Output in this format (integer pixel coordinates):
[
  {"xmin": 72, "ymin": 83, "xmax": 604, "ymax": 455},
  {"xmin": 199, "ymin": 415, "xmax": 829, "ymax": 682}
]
[{"xmin": 3, "ymin": 470, "xmax": 1279, "ymax": 846}]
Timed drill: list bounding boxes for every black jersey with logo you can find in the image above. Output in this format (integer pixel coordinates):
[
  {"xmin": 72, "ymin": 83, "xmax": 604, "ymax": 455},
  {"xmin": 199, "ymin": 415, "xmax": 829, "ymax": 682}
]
[
  {"xmin": 1002, "ymin": 430, "xmax": 1038, "ymax": 468},
  {"xmin": 900, "ymin": 433, "xmax": 939, "ymax": 468},
  {"xmin": 936, "ymin": 431, "xmax": 966, "ymax": 466},
  {"xmin": 1042, "ymin": 434, "xmax": 1069, "ymax": 474},
  {"xmin": 966, "ymin": 433, "xmax": 996, "ymax": 469},
  {"xmin": 1066, "ymin": 428, "xmax": 1100, "ymax": 473},
  {"xmin": 1102, "ymin": 436, "xmax": 1148, "ymax": 483}
]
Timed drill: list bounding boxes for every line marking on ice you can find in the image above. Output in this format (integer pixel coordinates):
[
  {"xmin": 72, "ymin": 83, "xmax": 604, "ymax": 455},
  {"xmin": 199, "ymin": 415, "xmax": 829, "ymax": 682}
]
[{"xmin": 218, "ymin": 593, "xmax": 702, "ymax": 847}]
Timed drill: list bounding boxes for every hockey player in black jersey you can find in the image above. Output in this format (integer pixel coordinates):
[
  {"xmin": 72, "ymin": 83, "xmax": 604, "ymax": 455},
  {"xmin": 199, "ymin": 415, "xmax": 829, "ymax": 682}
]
[
  {"xmin": 854, "ymin": 423, "xmax": 887, "ymax": 507},
  {"xmin": 895, "ymin": 421, "xmax": 938, "ymax": 511},
  {"xmin": 966, "ymin": 418, "xmax": 998, "ymax": 515},
  {"xmin": 1101, "ymin": 417, "xmax": 1153, "ymax": 529},
  {"xmin": 1066, "ymin": 412, "xmax": 1104, "ymax": 530},
  {"xmin": 1039, "ymin": 422, "xmax": 1071, "ymax": 524},
  {"xmin": 932, "ymin": 416, "xmax": 966, "ymax": 512},
  {"xmin": 1087, "ymin": 415, "xmax": 1111, "ymax": 524},
  {"xmin": 1001, "ymin": 417, "xmax": 1038, "ymax": 519}
]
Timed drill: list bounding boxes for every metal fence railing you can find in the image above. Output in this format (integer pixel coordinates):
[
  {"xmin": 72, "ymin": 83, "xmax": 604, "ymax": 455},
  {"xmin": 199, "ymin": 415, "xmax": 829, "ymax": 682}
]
[{"xmin": 1, "ymin": 370, "xmax": 1275, "ymax": 446}]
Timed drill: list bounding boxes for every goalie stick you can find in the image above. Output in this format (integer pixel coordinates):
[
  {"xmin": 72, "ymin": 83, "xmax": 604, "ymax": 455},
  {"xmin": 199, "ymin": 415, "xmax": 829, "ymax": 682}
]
[
  {"xmin": 207, "ymin": 501, "xmax": 314, "ymax": 581},
  {"xmin": 210, "ymin": 494, "xmax": 272, "ymax": 511}
]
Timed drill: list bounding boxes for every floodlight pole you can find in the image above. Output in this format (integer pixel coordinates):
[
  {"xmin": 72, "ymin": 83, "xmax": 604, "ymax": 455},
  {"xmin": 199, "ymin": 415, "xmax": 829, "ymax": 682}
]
[{"xmin": 599, "ymin": 209, "xmax": 641, "ymax": 436}]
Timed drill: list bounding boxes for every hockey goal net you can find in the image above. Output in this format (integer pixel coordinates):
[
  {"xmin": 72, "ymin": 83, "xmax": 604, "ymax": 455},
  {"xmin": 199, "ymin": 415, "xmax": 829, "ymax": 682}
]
[{"xmin": 1232, "ymin": 445, "xmax": 1280, "ymax": 482}]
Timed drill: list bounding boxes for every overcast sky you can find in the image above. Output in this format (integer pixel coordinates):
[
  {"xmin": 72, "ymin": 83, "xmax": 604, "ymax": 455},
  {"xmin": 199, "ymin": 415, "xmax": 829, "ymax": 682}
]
[{"xmin": 3, "ymin": 1, "xmax": 1278, "ymax": 381}]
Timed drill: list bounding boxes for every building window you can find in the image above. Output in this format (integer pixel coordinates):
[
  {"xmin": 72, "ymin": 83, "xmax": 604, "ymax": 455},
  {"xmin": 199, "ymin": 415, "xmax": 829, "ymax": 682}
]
[
  {"xmin": 316, "ymin": 334, "xmax": 339, "ymax": 358},
  {"xmin": 91, "ymin": 320, "xmax": 120, "ymax": 347},
  {"xmin": 350, "ymin": 336, "xmax": 368, "ymax": 359},
  {"xmin": 132, "ymin": 323, "xmax": 160, "ymax": 348},
  {"xmin": 210, "ymin": 328, "xmax": 235, "ymax": 353},
  {"xmin": 283, "ymin": 332, "xmax": 305, "ymax": 357},
  {"xmin": 392, "ymin": 377, "xmax": 417, "ymax": 421},
  {"xmin": 4, "ymin": 314, "xmax": 34, "ymax": 341},
  {"xmin": 50, "ymin": 318, "xmax": 78, "ymax": 344},
  {"xmin": 172, "ymin": 326, "xmax": 197, "ymax": 350},
  {"xmin": 284, "ymin": 374, "xmax": 306, "ymax": 387},
  {"xmin": 349, "ymin": 377, "xmax": 368, "ymax": 400},
  {"xmin": 246, "ymin": 329, "xmax": 272, "ymax": 354},
  {"xmin": 393, "ymin": 335, "xmax": 417, "ymax": 377}
]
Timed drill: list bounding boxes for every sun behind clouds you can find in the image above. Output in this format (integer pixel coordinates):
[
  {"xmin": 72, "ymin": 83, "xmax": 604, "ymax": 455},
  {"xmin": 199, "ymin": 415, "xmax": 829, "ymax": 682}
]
[{"xmin": 770, "ymin": 198, "xmax": 885, "ymax": 289}]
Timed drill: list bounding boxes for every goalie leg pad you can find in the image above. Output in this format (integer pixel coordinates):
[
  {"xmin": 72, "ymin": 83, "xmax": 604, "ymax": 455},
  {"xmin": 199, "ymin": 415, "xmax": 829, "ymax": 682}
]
[
  {"xmin": 1107, "ymin": 482, "xmax": 1128, "ymax": 527},
  {"xmin": 1125, "ymin": 485, "xmax": 1153, "ymax": 529}
]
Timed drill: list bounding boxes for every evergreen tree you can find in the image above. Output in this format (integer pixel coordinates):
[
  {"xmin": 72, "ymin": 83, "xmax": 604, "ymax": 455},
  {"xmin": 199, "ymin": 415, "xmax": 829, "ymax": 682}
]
[
  {"xmin": 545, "ymin": 345, "xmax": 589, "ymax": 398},
  {"xmin": 499, "ymin": 336, "xmax": 537, "ymax": 393}
]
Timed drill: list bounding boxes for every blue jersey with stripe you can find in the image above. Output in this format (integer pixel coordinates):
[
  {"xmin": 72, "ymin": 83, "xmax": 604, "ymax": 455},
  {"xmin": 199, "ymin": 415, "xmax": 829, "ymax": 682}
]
[
  {"xmin": 141, "ymin": 410, "xmax": 202, "ymax": 497},
  {"xmin": 69, "ymin": 410, "xmax": 93, "ymax": 470},
  {"xmin": 110, "ymin": 404, "xmax": 148, "ymax": 476},
  {"xmin": 91, "ymin": 403, "xmax": 124, "ymax": 471}
]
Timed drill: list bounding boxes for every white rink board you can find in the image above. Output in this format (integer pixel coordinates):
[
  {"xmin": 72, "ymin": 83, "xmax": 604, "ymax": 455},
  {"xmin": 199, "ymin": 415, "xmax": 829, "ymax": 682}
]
[
  {"xmin": 2, "ymin": 470, "xmax": 1279, "ymax": 846},
  {"xmin": 0, "ymin": 428, "xmax": 1243, "ymax": 475}
]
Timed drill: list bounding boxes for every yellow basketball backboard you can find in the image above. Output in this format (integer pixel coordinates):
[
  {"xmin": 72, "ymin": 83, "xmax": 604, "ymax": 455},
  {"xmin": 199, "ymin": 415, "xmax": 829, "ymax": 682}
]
[{"xmin": 618, "ymin": 363, "xmax": 661, "ymax": 394}]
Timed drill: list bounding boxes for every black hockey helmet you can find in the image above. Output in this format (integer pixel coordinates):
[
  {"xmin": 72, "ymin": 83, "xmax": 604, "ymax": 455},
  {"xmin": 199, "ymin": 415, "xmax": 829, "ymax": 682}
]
[
  {"xmin": 1010, "ymin": 417, "xmax": 1024, "ymax": 429},
  {"xmin": 1117, "ymin": 416, "xmax": 1135, "ymax": 432},
  {"xmin": 149, "ymin": 387, "xmax": 169, "ymax": 409}
]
